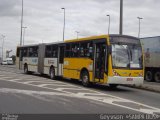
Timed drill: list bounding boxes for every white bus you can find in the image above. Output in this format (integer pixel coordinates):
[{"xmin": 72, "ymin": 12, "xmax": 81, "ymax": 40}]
[{"xmin": 16, "ymin": 42, "xmax": 64, "ymax": 79}]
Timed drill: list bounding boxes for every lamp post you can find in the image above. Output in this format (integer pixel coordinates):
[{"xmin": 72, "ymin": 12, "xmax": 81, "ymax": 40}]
[
  {"xmin": 19, "ymin": 0, "xmax": 24, "ymax": 69},
  {"xmin": 20, "ymin": 0, "xmax": 23, "ymax": 46},
  {"xmin": 107, "ymin": 15, "xmax": 110, "ymax": 35},
  {"xmin": 61, "ymin": 8, "xmax": 65, "ymax": 41},
  {"xmin": 22, "ymin": 26, "xmax": 27, "ymax": 45},
  {"xmin": 1, "ymin": 35, "xmax": 5, "ymax": 60},
  {"xmin": 137, "ymin": 17, "xmax": 143, "ymax": 38},
  {"xmin": 75, "ymin": 31, "xmax": 79, "ymax": 39},
  {"xmin": 119, "ymin": 0, "xmax": 123, "ymax": 35}
]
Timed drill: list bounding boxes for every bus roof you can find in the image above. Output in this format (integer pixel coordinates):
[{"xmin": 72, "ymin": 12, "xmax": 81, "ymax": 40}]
[
  {"xmin": 17, "ymin": 43, "xmax": 41, "ymax": 48},
  {"xmin": 64, "ymin": 35, "xmax": 108, "ymax": 43},
  {"xmin": 17, "ymin": 34, "xmax": 139, "ymax": 47},
  {"xmin": 64, "ymin": 34, "xmax": 139, "ymax": 43}
]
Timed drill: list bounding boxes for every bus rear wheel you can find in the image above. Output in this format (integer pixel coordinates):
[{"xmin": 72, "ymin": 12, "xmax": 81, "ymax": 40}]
[
  {"xmin": 81, "ymin": 71, "xmax": 91, "ymax": 87},
  {"xmin": 24, "ymin": 64, "xmax": 28, "ymax": 74},
  {"xmin": 154, "ymin": 72, "xmax": 160, "ymax": 83},
  {"xmin": 145, "ymin": 71, "xmax": 153, "ymax": 82},
  {"xmin": 50, "ymin": 67, "xmax": 55, "ymax": 80}
]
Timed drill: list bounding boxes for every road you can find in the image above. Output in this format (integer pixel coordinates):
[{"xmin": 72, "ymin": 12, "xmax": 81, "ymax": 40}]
[{"xmin": 0, "ymin": 65, "xmax": 160, "ymax": 115}]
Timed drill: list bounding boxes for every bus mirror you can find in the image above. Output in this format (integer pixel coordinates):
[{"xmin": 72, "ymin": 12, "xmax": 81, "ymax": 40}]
[{"xmin": 108, "ymin": 45, "xmax": 112, "ymax": 54}]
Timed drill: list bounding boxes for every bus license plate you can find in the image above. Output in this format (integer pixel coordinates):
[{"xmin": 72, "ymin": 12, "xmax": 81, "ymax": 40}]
[{"xmin": 127, "ymin": 78, "xmax": 133, "ymax": 81}]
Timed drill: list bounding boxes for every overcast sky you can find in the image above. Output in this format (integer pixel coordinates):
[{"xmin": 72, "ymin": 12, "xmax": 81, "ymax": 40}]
[{"xmin": 0, "ymin": 0, "xmax": 160, "ymax": 56}]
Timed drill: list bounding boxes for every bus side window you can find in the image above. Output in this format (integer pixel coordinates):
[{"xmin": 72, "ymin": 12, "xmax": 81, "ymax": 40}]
[
  {"xmin": 71, "ymin": 43, "xmax": 79, "ymax": 57},
  {"xmin": 52, "ymin": 45, "xmax": 58, "ymax": 58},
  {"xmin": 28, "ymin": 47, "xmax": 33, "ymax": 57},
  {"xmin": 80, "ymin": 42, "xmax": 93, "ymax": 58},
  {"xmin": 45, "ymin": 46, "xmax": 52, "ymax": 58},
  {"xmin": 65, "ymin": 44, "xmax": 71, "ymax": 57},
  {"xmin": 23, "ymin": 48, "xmax": 28, "ymax": 57},
  {"xmin": 87, "ymin": 42, "xmax": 93, "ymax": 58},
  {"xmin": 80, "ymin": 46, "xmax": 84, "ymax": 57},
  {"xmin": 33, "ymin": 47, "xmax": 38, "ymax": 57}
]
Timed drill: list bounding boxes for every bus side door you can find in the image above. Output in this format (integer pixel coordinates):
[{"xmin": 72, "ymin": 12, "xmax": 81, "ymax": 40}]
[
  {"xmin": 94, "ymin": 42, "xmax": 106, "ymax": 80},
  {"xmin": 58, "ymin": 45, "xmax": 64, "ymax": 76}
]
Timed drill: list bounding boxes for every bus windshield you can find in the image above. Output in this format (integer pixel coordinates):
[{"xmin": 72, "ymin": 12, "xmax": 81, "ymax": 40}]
[{"xmin": 112, "ymin": 44, "xmax": 143, "ymax": 69}]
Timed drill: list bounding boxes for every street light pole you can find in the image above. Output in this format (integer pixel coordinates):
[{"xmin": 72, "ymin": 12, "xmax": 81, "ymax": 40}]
[
  {"xmin": 20, "ymin": 0, "xmax": 23, "ymax": 46},
  {"xmin": 61, "ymin": 8, "xmax": 65, "ymax": 41},
  {"xmin": 119, "ymin": 0, "xmax": 123, "ymax": 35},
  {"xmin": 22, "ymin": 26, "xmax": 27, "ymax": 45},
  {"xmin": 75, "ymin": 31, "xmax": 79, "ymax": 39},
  {"xmin": 107, "ymin": 15, "xmax": 110, "ymax": 35},
  {"xmin": 19, "ymin": 0, "xmax": 23, "ymax": 69},
  {"xmin": 137, "ymin": 17, "xmax": 143, "ymax": 38},
  {"xmin": 1, "ymin": 35, "xmax": 5, "ymax": 60}
]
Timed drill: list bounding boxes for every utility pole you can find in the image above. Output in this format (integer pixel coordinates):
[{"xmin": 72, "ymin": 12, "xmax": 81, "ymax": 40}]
[
  {"xmin": 75, "ymin": 31, "xmax": 79, "ymax": 39},
  {"xmin": 20, "ymin": 0, "xmax": 23, "ymax": 46},
  {"xmin": 19, "ymin": 0, "xmax": 23, "ymax": 69},
  {"xmin": 22, "ymin": 26, "xmax": 27, "ymax": 45},
  {"xmin": 119, "ymin": 0, "xmax": 123, "ymax": 35},
  {"xmin": 137, "ymin": 17, "xmax": 143, "ymax": 38},
  {"xmin": 107, "ymin": 15, "xmax": 110, "ymax": 35},
  {"xmin": 61, "ymin": 8, "xmax": 65, "ymax": 41}
]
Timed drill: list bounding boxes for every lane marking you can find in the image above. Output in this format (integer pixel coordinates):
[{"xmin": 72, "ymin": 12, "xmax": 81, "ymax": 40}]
[
  {"xmin": 0, "ymin": 88, "xmax": 77, "ymax": 96},
  {"xmin": 54, "ymin": 87, "xmax": 89, "ymax": 91},
  {"xmin": 36, "ymin": 84, "xmax": 75, "ymax": 87},
  {"xmin": 0, "ymin": 77, "xmax": 13, "ymax": 79},
  {"xmin": 8, "ymin": 79, "xmax": 21, "ymax": 81},
  {"xmin": 22, "ymin": 81, "xmax": 67, "ymax": 84},
  {"xmin": 0, "ymin": 75, "xmax": 5, "ymax": 76},
  {"xmin": 0, "ymin": 88, "xmax": 68, "ymax": 102}
]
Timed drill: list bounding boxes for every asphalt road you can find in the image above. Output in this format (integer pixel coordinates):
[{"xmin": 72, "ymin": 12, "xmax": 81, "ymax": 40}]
[{"xmin": 0, "ymin": 65, "xmax": 160, "ymax": 115}]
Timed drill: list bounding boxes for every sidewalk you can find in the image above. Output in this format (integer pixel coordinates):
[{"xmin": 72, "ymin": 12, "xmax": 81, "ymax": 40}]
[{"xmin": 126, "ymin": 81, "xmax": 160, "ymax": 93}]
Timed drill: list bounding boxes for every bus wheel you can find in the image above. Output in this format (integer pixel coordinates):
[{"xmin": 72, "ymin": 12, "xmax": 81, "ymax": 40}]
[
  {"xmin": 81, "ymin": 71, "xmax": 90, "ymax": 87},
  {"xmin": 24, "ymin": 64, "xmax": 28, "ymax": 74},
  {"xmin": 154, "ymin": 72, "xmax": 160, "ymax": 82},
  {"xmin": 109, "ymin": 84, "xmax": 118, "ymax": 89},
  {"xmin": 50, "ymin": 67, "xmax": 55, "ymax": 80},
  {"xmin": 145, "ymin": 71, "xmax": 153, "ymax": 82}
]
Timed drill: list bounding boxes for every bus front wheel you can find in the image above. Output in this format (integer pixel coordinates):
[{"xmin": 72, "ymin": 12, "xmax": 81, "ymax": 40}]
[
  {"xmin": 50, "ymin": 67, "xmax": 55, "ymax": 80},
  {"xmin": 81, "ymin": 71, "xmax": 91, "ymax": 87}
]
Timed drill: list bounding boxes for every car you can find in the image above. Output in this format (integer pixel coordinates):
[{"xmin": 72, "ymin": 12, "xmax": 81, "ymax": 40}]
[
  {"xmin": 2, "ymin": 60, "xmax": 8, "ymax": 65},
  {"xmin": 7, "ymin": 59, "xmax": 13, "ymax": 65}
]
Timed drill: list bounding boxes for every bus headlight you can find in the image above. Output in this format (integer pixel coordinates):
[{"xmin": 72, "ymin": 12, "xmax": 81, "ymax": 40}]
[
  {"xmin": 138, "ymin": 72, "xmax": 143, "ymax": 77},
  {"xmin": 113, "ymin": 70, "xmax": 120, "ymax": 76}
]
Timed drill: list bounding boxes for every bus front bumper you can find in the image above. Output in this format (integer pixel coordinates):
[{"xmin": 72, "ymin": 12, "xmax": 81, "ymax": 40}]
[{"xmin": 107, "ymin": 76, "xmax": 144, "ymax": 86}]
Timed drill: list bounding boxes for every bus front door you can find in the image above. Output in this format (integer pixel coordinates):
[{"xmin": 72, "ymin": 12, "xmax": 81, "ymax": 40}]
[{"xmin": 94, "ymin": 43, "xmax": 106, "ymax": 81}]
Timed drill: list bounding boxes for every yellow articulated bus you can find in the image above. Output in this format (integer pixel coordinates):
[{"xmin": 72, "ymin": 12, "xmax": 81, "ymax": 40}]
[{"xmin": 16, "ymin": 34, "xmax": 144, "ymax": 88}]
